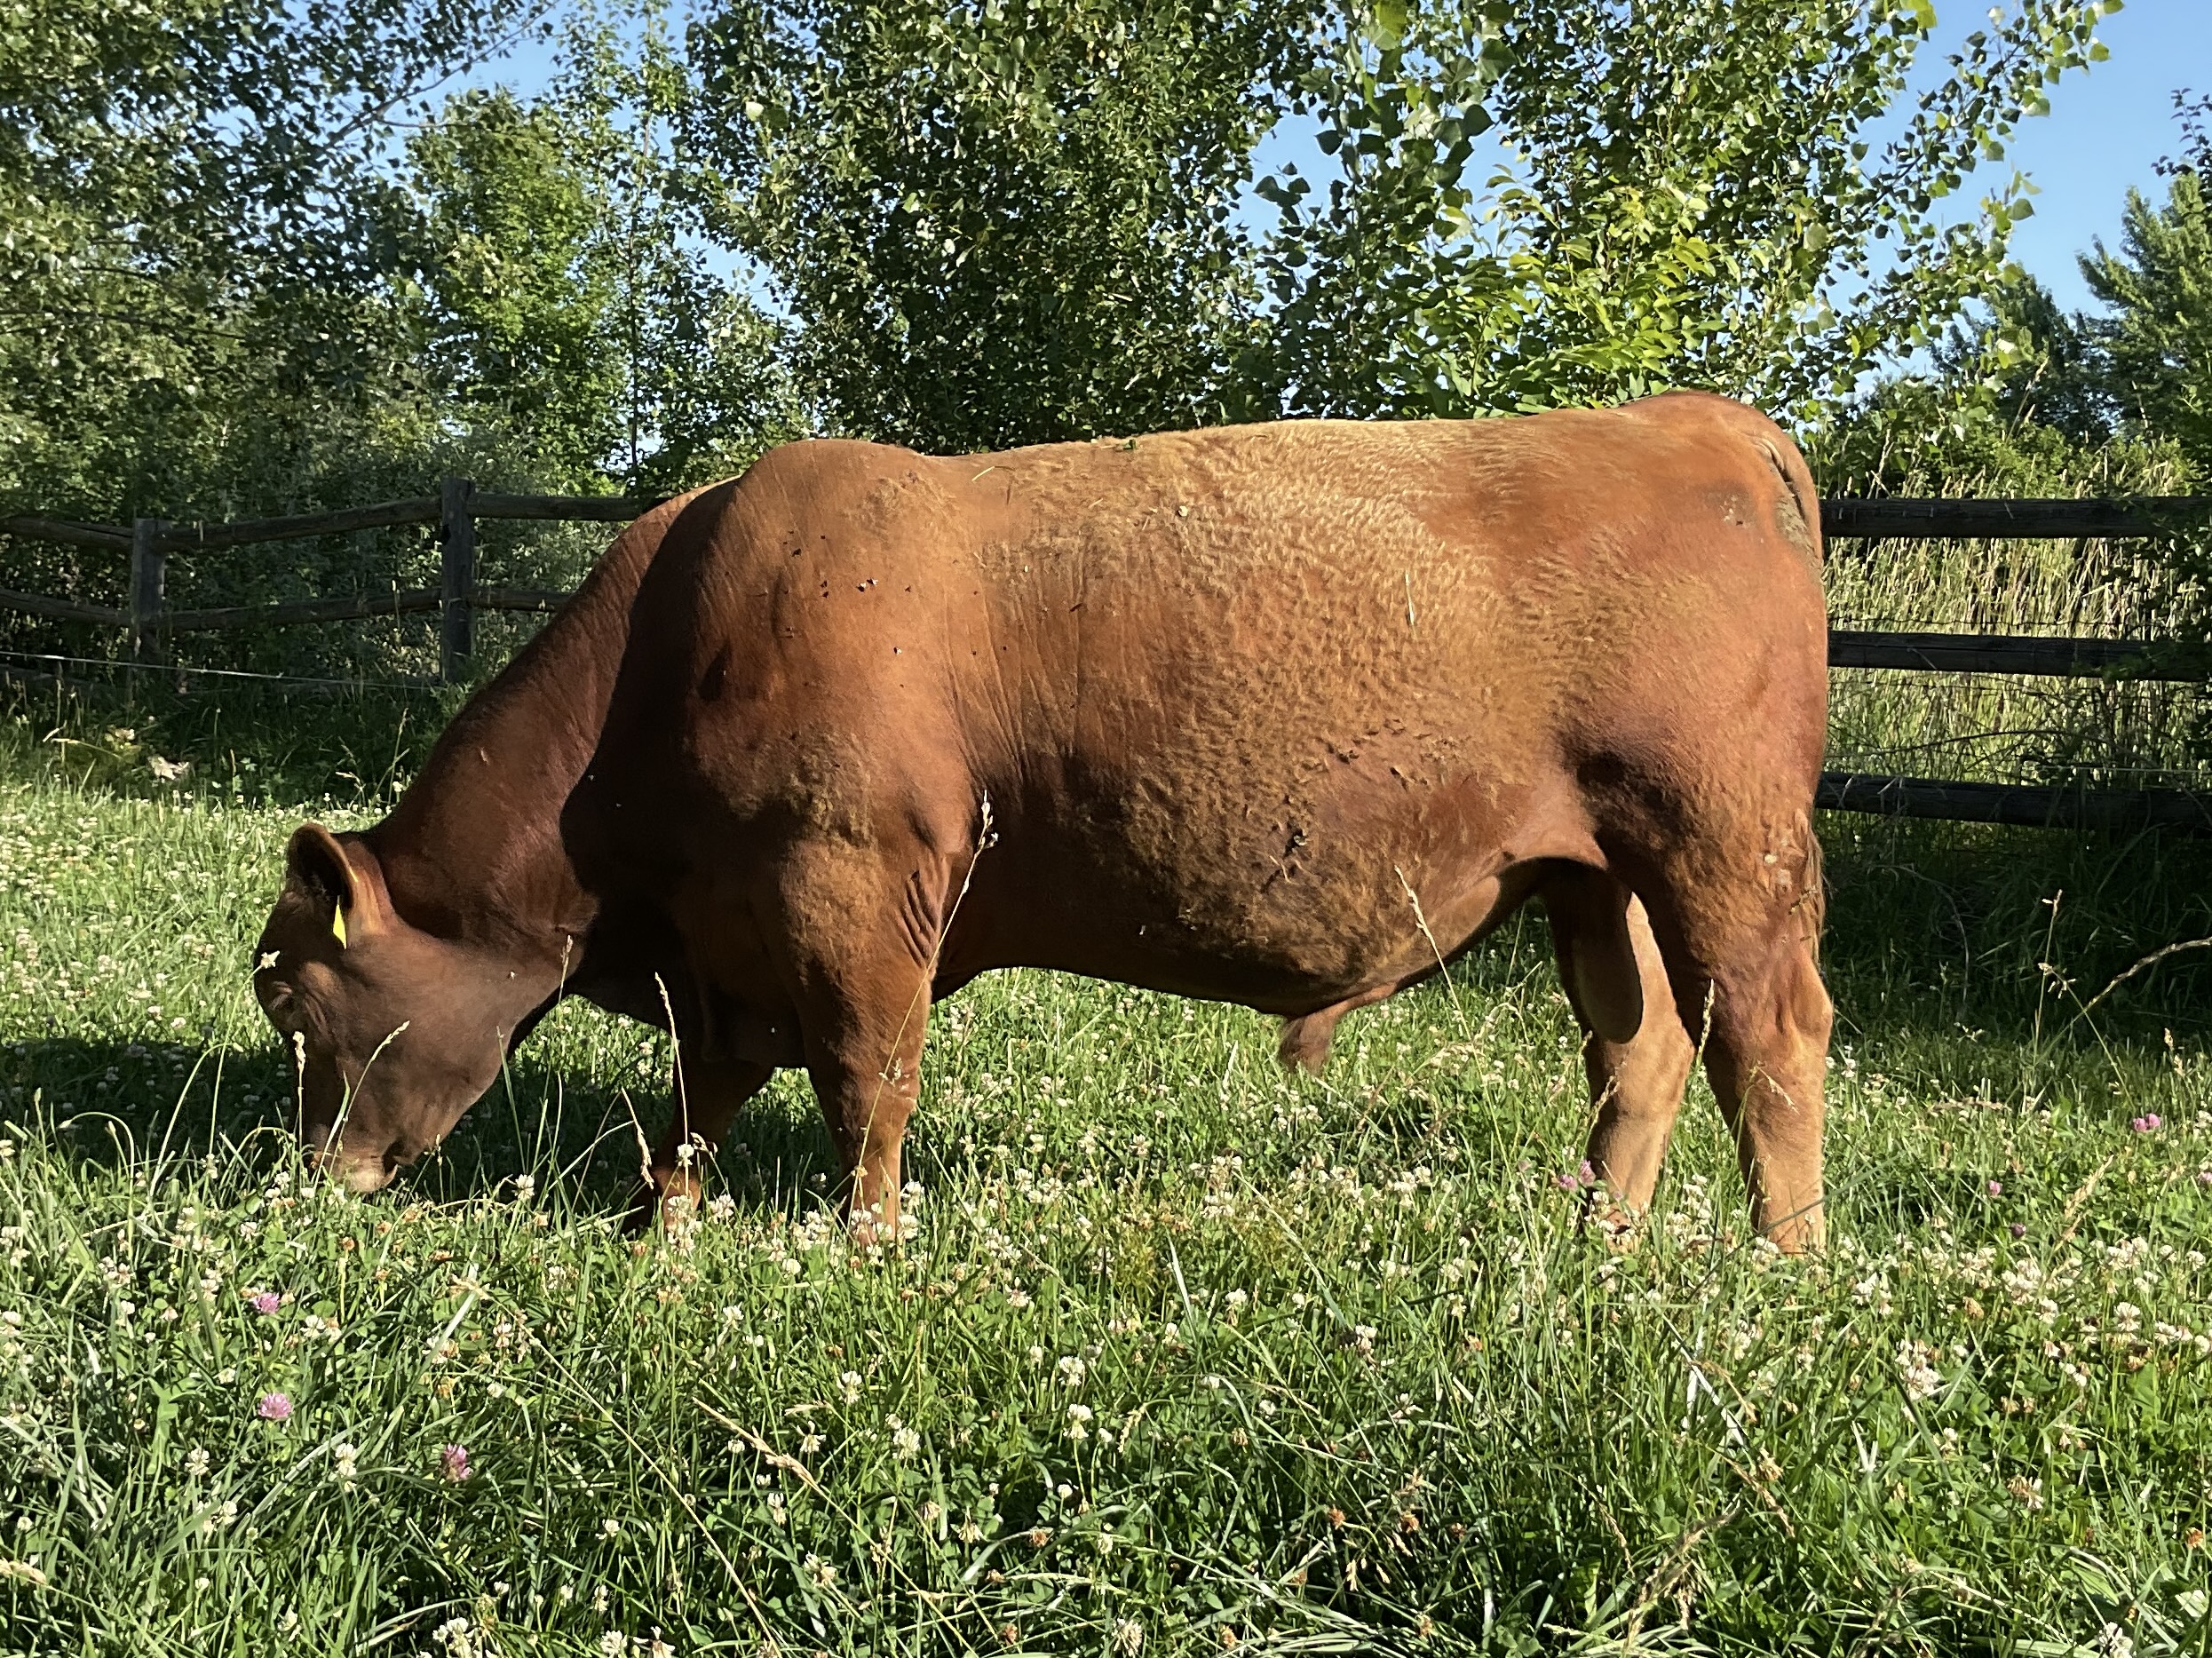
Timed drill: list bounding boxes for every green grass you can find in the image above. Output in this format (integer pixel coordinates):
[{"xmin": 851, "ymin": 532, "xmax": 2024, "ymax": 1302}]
[{"xmin": 4, "ymin": 678, "xmax": 2212, "ymax": 1656}]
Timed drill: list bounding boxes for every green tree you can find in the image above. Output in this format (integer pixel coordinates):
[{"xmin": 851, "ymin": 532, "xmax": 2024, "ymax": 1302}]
[
  {"xmin": 1931, "ymin": 269, "xmax": 2111, "ymax": 447},
  {"xmin": 678, "ymin": 0, "xmax": 2119, "ymax": 450},
  {"xmin": 1257, "ymin": 0, "xmax": 2120, "ymax": 420},
  {"xmin": 681, "ymin": 0, "xmax": 1295, "ymax": 451},
  {"xmin": 2082, "ymin": 146, "xmax": 2212, "ymax": 477},
  {"xmin": 395, "ymin": 44, "xmax": 803, "ymax": 494},
  {"xmin": 0, "ymin": 0, "xmax": 559, "ymax": 520}
]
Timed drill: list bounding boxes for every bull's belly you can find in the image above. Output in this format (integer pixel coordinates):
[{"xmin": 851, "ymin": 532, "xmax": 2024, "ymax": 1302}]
[{"xmin": 963, "ymin": 810, "xmax": 1541, "ymax": 1017}]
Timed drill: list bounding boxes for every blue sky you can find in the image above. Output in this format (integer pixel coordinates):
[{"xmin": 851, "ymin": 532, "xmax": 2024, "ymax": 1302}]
[{"xmin": 1994, "ymin": 0, "xmax": 2208, "ymax": 310}]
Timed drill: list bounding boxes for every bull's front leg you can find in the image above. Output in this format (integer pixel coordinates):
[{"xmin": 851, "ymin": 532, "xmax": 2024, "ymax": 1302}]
[
  {"xmin": 802, "ymin": 978, "xmax": 931, "ymax": 1243},
  {"xmin": 634, "ymin": 1054, "xmax": 774, "ymax": 1228},
  {"xmin": 779, "ymin": 848, "xmax": 954, "ymax": 1245}
]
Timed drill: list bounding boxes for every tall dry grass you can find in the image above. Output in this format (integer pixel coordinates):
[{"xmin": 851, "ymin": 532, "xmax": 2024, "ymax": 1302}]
[{"xmin": 1825, "ymin": 449, "xmax": 2211, "ymax": 791}]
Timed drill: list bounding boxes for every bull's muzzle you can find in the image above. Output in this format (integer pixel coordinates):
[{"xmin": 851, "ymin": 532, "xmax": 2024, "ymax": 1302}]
[{"xmin": 303, "ymin": 1130, "xmax": 402, "ymax": 1194}]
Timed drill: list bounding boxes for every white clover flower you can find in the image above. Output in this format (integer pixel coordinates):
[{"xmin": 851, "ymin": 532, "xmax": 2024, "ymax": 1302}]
[
  {"xmin": 1055, "ymin": 1354, "xmax": 1087, "ymax": 1387},
  {"xmin": 839, "ymin": 1370, "xmax": 863, "ymax": 1404},
  {"xmin": 803, "ymin": 1553, "xmax": 836, "ymax": 1587},
  {"xmin": 1066, "ymin": 1403, "xmax": 1093, "ymax": 1441},
  {"xmin": 184, "ymin": 1446, "xmax": 210, "ymax": 1478},
  {"xmin": 1895, "ymin": 1340, "xmax": 1942, "ymax": 1402},
  {"xmin": 892, "ymin": 1422, "xmax": 922, "ymax": 1461}
]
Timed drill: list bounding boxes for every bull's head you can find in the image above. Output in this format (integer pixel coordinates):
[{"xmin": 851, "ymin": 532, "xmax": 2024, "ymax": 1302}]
[{"xmin": 252, "ymin": 825, "xmax": 533, "ymax": 1192}]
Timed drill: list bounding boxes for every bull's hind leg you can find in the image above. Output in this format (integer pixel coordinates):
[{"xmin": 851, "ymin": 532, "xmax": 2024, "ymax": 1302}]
[
  {"xmin": 1699, "ymin": 925, "xmax": 1830, "ymax": 1251},
  {"xmin": 1544, "ymin": 868, "xmax": 1697, "ymax": 1218},
  {"xmin": 1640, "ymin": 820, "xmax": 1833, "ymax": 1253}
]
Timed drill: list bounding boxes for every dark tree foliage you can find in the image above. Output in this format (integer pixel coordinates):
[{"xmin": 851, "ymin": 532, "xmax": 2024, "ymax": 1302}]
[
  {"xmin": 1934, "ymin": 271, "xmax": 2113, "ymax": 448},
  {"xmin": 0, "ymin": 0, "xmax": 563, "ymax": 520},
  {"xmin": 683, "ymin": 0, "xmax": 1296, "ymax": 452}
]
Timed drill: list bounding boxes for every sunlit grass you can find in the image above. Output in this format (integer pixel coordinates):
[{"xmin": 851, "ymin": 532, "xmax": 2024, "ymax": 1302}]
[{"xmin": 5, "ymin": 690, "xmax": 2212, "ymax": 1653}]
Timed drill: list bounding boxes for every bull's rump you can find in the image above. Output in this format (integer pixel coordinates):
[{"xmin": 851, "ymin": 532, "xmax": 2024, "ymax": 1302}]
[{"xmin": 594, "ymin": 394, "xmax": 1827, "ymax": 1012}]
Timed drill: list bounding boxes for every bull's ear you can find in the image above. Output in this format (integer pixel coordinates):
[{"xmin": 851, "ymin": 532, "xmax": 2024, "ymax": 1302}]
[{"xmin": 284, "ymin": 824, "xmax": 390, "ymax": 947}]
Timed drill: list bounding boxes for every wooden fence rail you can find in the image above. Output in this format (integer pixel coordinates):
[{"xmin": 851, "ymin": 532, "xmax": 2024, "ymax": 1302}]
[
  {"xmin": 5, "ymin": 484, "xmax": 2212, "ymax": 832},
  {"xmin": 0, "ymin": 481, "xmax": 658, "ymax": 681}
]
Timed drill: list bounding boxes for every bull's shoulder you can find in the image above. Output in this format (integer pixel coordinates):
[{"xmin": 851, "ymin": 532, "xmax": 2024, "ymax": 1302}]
[{"xmin": 726, "ymin": 436, "xmax": 931, "ymax": 505}]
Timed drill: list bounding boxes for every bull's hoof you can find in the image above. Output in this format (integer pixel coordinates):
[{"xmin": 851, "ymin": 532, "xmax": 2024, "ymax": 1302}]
[
  {"xmin": 625, "ymin": 1170, "xmax": 702, "ymax": 1236},
  {"xmin": 1276, "ymin": 1011, "xmax": 1337, "ymax": 1075},
  {"xmin": 1579, "ymin": 1191, "xmax": 1645, "ymax": 1251}
]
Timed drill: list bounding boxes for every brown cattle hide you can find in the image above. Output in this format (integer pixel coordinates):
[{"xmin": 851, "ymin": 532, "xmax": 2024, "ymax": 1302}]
[{"xmin": 254, "ymin": 392, "xmax": 1833, "ymax": 1249}]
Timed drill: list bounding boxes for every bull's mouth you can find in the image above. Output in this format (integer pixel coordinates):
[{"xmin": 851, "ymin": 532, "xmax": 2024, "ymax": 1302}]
[
  {"xmin": 303, "ymin": 1133, "xmax": 411, "ymax": 1194},
  {"xmin": 338, "ymin": 1154, "xmax": 400, "ymax": 1194}
]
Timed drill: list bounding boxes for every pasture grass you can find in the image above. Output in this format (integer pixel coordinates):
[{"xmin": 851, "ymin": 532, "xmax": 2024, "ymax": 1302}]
[{"xmin": 4, "ymin": 679, "xmax": 2212, "ymax": 1656}]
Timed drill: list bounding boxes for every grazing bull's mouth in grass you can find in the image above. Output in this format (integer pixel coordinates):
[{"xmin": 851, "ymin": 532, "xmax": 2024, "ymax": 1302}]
[{"xmin": 250, "ymin": 395, "xmax": 1836, "ymax": 1250}]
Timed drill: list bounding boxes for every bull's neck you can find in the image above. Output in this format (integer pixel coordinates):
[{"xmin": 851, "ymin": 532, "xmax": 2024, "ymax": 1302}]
[{"xmin": 361, "ymin": 509, "xmax": 668, "ymax": 963}]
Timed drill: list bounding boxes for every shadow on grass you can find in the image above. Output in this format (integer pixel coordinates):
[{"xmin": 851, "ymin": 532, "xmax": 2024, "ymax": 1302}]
[
  {"xmin": 0, "ymin": 1035, "xmax": 848, "ymax": 1218},
  {"xmin": 2, "ymin": 670, "xmax": 461, "ymax": 810},
  {"xmin": 1817, "ymin": 810, "xmax": 2212, "ymax": 1095}
]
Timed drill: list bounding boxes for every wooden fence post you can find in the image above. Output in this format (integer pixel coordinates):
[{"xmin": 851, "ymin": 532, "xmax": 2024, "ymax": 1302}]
[
  {"xmin": 129, "ymin": 517, "xmax": 167, "ymax": 662},
  {"xmin": 439, "ymin": 475, "xmax": 477, "ymax": 685}
]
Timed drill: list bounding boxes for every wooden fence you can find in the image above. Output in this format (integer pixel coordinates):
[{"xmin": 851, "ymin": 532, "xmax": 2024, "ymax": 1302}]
[
  {"xmin": 0, "ymin": 481, "xmax": 649, "ymax": 681},
  {"xmin": 4, "ymin": 481, "xmax": 2211, "ymax": 833}
]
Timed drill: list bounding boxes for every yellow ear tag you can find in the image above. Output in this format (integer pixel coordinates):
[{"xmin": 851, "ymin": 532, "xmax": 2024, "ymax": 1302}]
[{"xmin": 330, "ymin": 906, "xmax": 348, "ymax": 949}]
